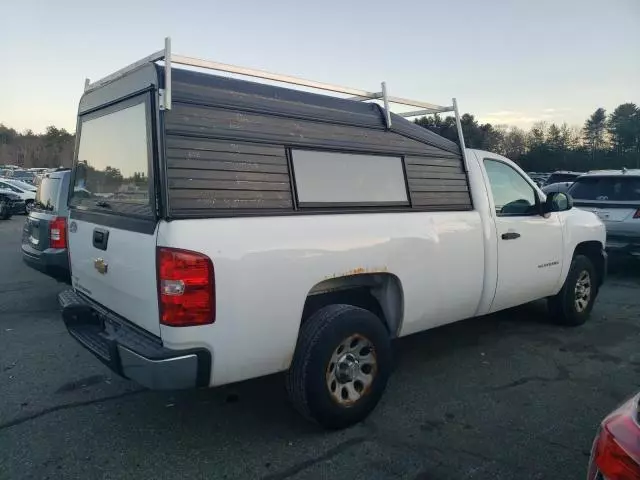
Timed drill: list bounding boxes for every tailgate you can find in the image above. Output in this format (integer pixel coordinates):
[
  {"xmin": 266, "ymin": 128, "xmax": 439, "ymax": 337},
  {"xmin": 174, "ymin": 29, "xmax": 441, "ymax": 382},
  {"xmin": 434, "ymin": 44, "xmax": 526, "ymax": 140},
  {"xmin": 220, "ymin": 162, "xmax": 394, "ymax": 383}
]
[
  {"xmin": 23, "ymin": 213, "xmax": 47, "ymax": 250},
  {"xmin": 69, "ymin": 217, "xmax": 160, "ymax": 336},
  {"xmin": 68, "ymin": 92, "xmax": 160, "ymax": 336}
]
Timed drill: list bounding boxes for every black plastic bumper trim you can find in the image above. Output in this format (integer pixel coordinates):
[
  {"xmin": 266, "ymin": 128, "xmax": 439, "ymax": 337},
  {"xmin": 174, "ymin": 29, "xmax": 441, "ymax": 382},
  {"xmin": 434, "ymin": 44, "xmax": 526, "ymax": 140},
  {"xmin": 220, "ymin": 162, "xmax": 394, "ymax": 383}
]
[{"xmin": 59, "ymin": 289, "xmax": 211, "ymax": 388}]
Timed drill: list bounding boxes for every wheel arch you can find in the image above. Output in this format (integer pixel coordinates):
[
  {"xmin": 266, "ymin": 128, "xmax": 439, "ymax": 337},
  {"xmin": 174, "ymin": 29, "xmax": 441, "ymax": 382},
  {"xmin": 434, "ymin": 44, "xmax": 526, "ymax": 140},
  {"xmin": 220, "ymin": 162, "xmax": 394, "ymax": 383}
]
[
  {"xmin": 301, "ymin": 273, "xmax": 405, "ymax": 338},
  {"xmin": 573, "ymin": 240, "xmax": 606, "ymax": 288}
]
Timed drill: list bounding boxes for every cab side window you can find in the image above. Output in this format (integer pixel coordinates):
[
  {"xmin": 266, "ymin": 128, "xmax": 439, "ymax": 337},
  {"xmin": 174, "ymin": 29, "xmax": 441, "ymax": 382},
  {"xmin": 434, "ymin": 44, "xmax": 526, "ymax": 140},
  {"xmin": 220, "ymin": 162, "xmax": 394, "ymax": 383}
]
[{"xmin": 484, "ymin": 159, "xmax": 538, "ymax": 216}]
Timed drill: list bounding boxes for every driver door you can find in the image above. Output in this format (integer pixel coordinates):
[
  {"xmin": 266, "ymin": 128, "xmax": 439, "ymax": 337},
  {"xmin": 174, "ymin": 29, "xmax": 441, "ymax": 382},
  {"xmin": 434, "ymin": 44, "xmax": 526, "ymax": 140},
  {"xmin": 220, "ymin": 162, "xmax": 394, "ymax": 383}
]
[{"xmin": 484, "ymin": 158, "xmax": 564, "ymax": 313}]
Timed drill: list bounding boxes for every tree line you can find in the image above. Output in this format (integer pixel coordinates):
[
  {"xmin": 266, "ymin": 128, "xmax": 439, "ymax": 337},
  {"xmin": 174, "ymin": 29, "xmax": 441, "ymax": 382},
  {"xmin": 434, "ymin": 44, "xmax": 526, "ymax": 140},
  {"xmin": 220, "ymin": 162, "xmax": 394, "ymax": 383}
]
[
  {"xmin": 415, "ymin": 102, "xmax": 640, "ymax": 172},
  {"xmin": 0, "ymin": 125, "xmax": 74, "ymax": 168},
  {"xmin": 1, "ymin": 102, "xmax": 638, "ymax": 173}
]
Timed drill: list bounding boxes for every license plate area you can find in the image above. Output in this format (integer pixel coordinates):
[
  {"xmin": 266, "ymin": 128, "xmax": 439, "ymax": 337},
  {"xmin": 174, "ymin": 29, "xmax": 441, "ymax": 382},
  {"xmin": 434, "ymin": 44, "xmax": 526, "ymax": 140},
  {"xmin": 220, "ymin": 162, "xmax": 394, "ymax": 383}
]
[
  {"xmin": 593, "ymin": 210, "xmax": 610, "ymax": 220},
  {"xmin": 28, "ymin": 219, "xmax": 40, "ymax": 245}
]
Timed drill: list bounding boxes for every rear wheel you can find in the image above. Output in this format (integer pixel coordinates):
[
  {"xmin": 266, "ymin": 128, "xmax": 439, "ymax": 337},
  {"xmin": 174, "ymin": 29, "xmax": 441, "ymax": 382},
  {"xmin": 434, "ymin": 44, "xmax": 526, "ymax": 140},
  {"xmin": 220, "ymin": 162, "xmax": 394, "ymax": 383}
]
[
  {"xmin": 548, "ymin": 255, "xmax": 597, "ymax": 326},
  {"xmin": 286, "ymin": 304, "xmax": 392, "ymax": 430},
  {"xmin": 25, "ymin": 200, "xmax": 34, "ymax": 214}
]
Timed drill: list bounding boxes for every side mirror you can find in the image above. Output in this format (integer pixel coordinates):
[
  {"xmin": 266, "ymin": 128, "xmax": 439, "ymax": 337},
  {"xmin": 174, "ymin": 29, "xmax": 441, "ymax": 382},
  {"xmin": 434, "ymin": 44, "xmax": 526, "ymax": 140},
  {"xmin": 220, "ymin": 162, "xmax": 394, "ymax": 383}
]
[{"xmin": 543, "ymin": 192, "xmax": 573, "ymax": 214}]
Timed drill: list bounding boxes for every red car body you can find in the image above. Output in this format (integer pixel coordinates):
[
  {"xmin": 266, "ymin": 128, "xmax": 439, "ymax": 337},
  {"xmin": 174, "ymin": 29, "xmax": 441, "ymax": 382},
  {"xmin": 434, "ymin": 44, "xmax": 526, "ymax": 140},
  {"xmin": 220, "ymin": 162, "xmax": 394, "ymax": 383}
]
[{"xmin": 587, "ymin": 393, "xmax": 640, "ymax": 479}]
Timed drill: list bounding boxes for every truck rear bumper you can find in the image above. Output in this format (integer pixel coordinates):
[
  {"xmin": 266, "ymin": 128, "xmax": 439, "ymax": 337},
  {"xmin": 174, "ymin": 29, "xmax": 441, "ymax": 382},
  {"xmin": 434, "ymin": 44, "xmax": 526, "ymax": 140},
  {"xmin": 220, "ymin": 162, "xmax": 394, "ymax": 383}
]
[{"xmin": 59, "ymin": 289, "xmax": 211, "ymax": 390}]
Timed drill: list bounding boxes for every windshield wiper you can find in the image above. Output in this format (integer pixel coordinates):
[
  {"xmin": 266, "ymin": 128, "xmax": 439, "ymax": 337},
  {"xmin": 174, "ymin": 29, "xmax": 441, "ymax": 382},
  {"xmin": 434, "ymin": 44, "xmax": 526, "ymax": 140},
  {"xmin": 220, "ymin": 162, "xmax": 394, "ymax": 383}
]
[{"xmin": 95, "ymin": 200, "xmax": 111, "ymax": 209}]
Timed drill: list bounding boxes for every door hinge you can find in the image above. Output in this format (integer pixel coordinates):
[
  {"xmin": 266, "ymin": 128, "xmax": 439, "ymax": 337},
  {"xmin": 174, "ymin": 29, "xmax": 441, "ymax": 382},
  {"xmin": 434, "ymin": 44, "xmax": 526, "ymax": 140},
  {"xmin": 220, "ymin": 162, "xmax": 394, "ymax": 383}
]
[{"xmin": 158, "ymin": 89, "xmax": 166, "ymax": 110}]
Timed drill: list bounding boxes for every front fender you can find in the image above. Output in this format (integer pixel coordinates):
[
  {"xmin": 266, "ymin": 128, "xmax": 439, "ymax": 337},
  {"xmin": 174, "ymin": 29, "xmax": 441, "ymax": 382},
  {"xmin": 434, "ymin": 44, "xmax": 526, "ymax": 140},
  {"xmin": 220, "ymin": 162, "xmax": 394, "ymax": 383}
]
[{"xmin": 557, "ymin": 207, "xmax": 607, "ymax": 291}]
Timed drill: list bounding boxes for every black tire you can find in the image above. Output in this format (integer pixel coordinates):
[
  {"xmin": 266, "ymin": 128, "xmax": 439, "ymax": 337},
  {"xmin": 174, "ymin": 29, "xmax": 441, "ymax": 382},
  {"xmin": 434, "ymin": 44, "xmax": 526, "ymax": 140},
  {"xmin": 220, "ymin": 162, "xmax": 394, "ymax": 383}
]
[
  {"xmin": 548, "ymin": 255, "xmax": 597, "ymax": 326},
  {"xmin": 24, "ymin": 200, "xmax": 34, "ymax": 214},
  {"xmin": 286, "ymin": 304, "xmax": 392, "ymax": 430},
  {"xmin": 0, "ymin": 202, "xmax": 10, "ymax": 220}
]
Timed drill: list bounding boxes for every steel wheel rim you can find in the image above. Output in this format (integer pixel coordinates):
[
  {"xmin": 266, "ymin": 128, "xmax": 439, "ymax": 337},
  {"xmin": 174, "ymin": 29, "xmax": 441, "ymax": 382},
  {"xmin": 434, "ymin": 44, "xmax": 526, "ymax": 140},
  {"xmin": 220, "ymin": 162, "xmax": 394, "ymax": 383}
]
[
  {"xmin": 574, "ymin": 270, "xmax": 591, "ymax": 313},
  {"xmin": 326, "ymin": 334, "xmax": 377, "ymax": 407}
]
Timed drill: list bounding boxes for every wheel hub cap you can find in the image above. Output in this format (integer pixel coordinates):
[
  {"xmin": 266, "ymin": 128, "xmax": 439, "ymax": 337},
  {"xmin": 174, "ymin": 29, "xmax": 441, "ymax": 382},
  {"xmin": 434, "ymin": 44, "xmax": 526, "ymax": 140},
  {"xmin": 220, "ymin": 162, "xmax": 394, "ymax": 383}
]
[
  {"xmin": 574, "ymin": 270, "xmax": 592, "ymax": 313},
  {"xmin": 326, "ymin": 334, "xmax": 377, "ymax": 406},
  {"xmin": 335, "ymin": 353, "xmax": 359, "ymax": 383}
]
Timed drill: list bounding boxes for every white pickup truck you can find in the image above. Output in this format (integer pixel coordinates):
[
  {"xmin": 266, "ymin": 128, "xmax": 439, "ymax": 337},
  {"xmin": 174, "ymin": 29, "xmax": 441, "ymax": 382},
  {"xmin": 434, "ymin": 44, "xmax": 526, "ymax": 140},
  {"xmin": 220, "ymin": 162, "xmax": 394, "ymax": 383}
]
[{"xmin": 60, "ymin": 40, "xmax": 606, "ymax": 429}]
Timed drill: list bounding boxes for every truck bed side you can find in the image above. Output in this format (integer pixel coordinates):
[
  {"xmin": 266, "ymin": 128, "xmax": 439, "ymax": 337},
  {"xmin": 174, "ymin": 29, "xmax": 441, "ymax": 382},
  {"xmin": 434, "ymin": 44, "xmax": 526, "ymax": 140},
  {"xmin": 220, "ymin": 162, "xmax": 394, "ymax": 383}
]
[{"xmin": 157, "ymin": 209, "xmax": 485, "ymax": 386}]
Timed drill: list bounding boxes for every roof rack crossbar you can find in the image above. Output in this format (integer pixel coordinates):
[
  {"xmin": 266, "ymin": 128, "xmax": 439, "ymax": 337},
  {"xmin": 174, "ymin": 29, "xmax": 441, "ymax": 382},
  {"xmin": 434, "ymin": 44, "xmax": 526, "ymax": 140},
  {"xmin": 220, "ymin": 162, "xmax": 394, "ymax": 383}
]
[
  {"xmin": 82, "ymin": 37, "xmax": 466, "ymax": 141},
  {"xmin": 398, "ymin": 107, "xmax": 454, "ymax": 118},
  {"xmin": 172, "ymin": 54, "xmax": 386, "ymax": 100},
  {"xmin": 345, "ymin": 92, "xmax": 383, "ymax": 101},
  {"xmin": 84, "ymin": 48, "xmax": 166, "ymax": 93}
]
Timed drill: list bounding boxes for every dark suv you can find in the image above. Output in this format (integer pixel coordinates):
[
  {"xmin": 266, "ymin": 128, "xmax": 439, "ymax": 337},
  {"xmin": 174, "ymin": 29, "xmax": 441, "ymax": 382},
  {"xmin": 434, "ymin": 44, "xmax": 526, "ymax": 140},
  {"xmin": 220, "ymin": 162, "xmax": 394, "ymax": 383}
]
[{"xmin": 21, "ymin": 170, "xmax": 71, "ymax": 282}]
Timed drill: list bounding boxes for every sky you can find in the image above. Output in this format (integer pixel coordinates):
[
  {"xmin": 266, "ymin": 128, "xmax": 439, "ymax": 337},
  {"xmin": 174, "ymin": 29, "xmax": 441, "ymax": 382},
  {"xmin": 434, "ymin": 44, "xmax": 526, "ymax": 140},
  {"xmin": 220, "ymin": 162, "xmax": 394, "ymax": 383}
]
[{"xmin": 1, "ymin": 0, "xmax": 638, "ymax": 133}]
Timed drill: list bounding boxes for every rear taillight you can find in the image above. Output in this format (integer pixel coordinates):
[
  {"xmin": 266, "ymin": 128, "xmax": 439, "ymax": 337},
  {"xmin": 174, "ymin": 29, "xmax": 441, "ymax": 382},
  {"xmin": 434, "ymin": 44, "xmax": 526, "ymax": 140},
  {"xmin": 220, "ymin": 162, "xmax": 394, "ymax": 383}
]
[
  {"xmin": 157, "ymin": 247, "xmax": 215, "ymax": 327},
  {"xmin": 49, "ymin": 216, "xmax": 67, "ymax": 249},
  {"xmin": 589, "ymin": 394, "xmax": 640, "ymax": 480},
  {"xmin": 633, "ymin": 209, "xmax": 640, "ymax": 219}
]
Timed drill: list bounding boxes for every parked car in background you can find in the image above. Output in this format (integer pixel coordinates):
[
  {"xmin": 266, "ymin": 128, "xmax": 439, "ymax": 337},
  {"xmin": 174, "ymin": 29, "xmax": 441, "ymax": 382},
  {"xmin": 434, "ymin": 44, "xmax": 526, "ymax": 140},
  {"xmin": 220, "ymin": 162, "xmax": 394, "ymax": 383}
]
[
  {"xmin": 542, "ymin": 181, "xmax": 575, "ymax": 195},
  {"xmin": 545, "ymin": 170, "xmax": 582, "ymax": 186},
  {"xmin": 7, "ymin": 169, "xmax": 37, "ymax": 184},
  {"xmin": 5, "ymin": 178, "xmax": 37, "ymax": 192},
  {"xmin": 59, "ymin": 45, "xmax": 606, "ymax": 429},
  {"xmin": 587, "ymin": 391, "xmax": 640, "ymax": 480},
  {"xmin": 0, "ymin": 179, "xmax": 35, "ymax": 213},
  {"xmin": 526, "ymin": 172, "xmax": 547, "ymax": 187},
  {"xmin": 0, "ymin": 191, "xmax": 24, "ymax": 219},
  {"xmin": 568, "ymin": 169, "xmax": 640, "ymax": 259},
  {"xmin": 21, "ymin": 170, "xmax": 72, "ymax": 282}
]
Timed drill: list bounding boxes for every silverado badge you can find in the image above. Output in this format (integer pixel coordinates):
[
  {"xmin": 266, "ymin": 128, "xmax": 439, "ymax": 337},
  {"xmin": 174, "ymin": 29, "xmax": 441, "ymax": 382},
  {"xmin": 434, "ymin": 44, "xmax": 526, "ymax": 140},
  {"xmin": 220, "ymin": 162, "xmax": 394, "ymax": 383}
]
[{"xmin": 94, "ymin": 258, "xmax": 108, "ymax": 274}]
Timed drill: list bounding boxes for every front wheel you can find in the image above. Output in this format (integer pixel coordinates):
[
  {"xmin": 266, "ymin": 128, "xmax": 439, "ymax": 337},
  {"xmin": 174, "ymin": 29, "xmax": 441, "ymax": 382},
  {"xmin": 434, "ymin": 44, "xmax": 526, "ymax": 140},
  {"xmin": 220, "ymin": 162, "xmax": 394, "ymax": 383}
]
[
  {"xmin": 0, "ymin": 202, "xmax": 11, "ymax": 220},
  {"xmin": 286, "ymin": 304, "xmax": 392, "ymax": 430},
  {"xmin": 548, "ymin": 255, "xmax": 597, "ymax": 326},
  {"xmin": 25, "ymin": 200, "xmax": 34, "ymax": 214}
]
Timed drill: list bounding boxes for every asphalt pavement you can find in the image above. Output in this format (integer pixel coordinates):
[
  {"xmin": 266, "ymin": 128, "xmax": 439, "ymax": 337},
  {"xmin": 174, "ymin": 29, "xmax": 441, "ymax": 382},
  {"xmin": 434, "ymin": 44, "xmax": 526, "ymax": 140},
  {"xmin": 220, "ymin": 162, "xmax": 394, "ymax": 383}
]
[{"xmin": 1, "ymin": 215, "xmax": 639, "ymax": 480}]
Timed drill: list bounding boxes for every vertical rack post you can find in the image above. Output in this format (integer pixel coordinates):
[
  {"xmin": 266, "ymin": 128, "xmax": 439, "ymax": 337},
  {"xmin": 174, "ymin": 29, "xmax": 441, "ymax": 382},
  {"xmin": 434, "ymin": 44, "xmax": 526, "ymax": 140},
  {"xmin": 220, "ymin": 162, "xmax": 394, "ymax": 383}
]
[
  {"xmin": 452, "ymin": 98, "xmax": 467, "ymax": 161},
  {"xmin": 84, "ymin": 78, "xmax": 90, "ymax": 92},
  {"xmin": 381, "ymin": 81, "xmax": 392, "ymax": 129},
  {"xmin": 163, "ymin": 37, "xmax": 172, "ymax": 111},
  {"xmin": 452, "ymin": 98, "xmax": 466, "ymax": 153},
  {"xmin": 453, "ymin": 97, "xmax": 473, "ymax": 207}
]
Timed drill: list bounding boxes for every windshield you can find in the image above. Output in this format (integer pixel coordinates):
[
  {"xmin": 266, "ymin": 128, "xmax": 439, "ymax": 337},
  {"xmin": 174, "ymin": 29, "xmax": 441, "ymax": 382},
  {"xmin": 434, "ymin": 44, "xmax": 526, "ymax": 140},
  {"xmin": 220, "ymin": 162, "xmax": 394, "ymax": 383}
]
[
  {"xmin": 71, "ymin": 98, "xmax": 152, "ymax": 215},
  {"xmin": 569, "ymin": 176, "xmax": 640, "ymax": 201},
  {"xmin": 11, "ymin": 171, "xmax": 35, "ymax": 182},
  {"xmin": 7, "ymin": 179, "xmax": 36, "ymax": 191},
  {"xmin": 35, "ymin": 177, "xmax": 61, "ymax": 212},
  {"xmin": 0, "ymin": 181, "xmax": 23, "ymax": 193}
]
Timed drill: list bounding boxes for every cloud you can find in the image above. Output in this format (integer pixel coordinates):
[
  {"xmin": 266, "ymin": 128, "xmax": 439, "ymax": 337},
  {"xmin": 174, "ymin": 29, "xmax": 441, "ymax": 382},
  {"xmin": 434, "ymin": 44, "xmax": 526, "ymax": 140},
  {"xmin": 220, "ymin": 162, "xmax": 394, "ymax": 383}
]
[
  {"xmin": 483, "ymin": 115, "xmax": 543, "ymax": 125},
  {"xmin": 487, "ymin": 110, "xmax": 523, "ymax": 117},
  {"xmin": 543, "ymin": 107, "xmax": 572, "ymax": 114},
  {"xmin": 481, "ymin": 107, "xmax": 573, "ymax": 127}
]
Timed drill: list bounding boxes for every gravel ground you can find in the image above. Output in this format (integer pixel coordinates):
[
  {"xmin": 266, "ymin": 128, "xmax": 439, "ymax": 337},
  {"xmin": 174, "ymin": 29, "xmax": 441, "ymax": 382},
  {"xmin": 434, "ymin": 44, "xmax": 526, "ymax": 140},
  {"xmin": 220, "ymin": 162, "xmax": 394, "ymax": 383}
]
[{"xmin": 1, "ymin": 215, "xmax": 639, "ymax": 480}]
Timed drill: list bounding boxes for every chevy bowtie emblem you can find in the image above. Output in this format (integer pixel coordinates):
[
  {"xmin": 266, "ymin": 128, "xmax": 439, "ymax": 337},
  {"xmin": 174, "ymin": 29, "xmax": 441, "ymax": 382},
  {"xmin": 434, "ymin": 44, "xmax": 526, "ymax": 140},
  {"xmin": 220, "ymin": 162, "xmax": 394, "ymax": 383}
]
[{"xmin": 94, "ymin": 258, "xmax": 108, "ymax": 274}]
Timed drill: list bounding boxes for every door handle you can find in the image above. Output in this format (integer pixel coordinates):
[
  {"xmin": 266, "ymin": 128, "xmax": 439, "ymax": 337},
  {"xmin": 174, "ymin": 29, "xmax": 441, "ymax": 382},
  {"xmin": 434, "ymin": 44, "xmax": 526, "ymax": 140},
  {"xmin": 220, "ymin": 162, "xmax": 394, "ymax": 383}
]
[
  {"xmin": 92, "ymin": 228, "xmax": 109, "ymax": 251},
  {"xmin": 501, "ymin": 232, "xmax": 521, "ymax": 240}
]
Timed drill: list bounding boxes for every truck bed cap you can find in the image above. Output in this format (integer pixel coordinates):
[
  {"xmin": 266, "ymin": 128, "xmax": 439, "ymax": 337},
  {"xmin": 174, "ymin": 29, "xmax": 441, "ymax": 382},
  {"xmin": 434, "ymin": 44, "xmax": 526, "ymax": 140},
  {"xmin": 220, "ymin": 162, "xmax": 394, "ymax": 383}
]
[{"xmin": 165, "ymin": 66, "xmax": 460, "ymax": 155}]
